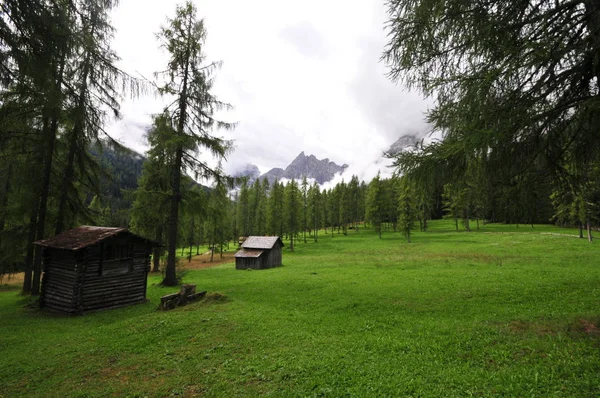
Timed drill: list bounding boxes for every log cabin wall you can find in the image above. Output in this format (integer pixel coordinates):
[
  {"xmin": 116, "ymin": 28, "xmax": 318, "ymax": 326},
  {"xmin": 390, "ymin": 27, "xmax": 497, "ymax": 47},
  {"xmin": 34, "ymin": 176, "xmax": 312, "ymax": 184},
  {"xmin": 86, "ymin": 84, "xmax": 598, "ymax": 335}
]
[
  {"xmin": 40, "ymin": 249, "xmax": 79, "ymax": 314},
  {"xmin": 40, "ymin": 237, "xmax": 152, "ymax": 314},
  {"xmin": 79, "ymin": 238, "xmax": 151, "ymax": 313}
]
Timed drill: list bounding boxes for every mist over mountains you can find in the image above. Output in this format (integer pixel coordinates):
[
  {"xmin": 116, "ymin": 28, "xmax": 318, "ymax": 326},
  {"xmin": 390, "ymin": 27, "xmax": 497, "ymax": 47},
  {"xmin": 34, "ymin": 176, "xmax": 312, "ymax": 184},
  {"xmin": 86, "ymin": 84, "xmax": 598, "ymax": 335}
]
[{"xmin": 230, "ymin": 134, "xmax": 421, "ymax": 185}]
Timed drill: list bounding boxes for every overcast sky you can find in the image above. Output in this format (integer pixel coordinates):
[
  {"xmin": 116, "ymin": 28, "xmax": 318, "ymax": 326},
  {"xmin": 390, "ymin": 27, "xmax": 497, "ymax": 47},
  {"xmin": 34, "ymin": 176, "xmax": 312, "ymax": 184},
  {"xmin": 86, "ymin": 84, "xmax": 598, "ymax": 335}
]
[{"xmin": 107, "ymin": 0, "xmax": 432, "ymax": 183}]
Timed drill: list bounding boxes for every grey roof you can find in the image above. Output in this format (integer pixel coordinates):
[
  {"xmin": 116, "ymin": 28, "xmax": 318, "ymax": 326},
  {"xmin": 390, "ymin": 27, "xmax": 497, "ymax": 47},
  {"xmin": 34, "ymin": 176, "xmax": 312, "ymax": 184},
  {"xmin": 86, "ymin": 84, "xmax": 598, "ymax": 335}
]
[
  {"xmin": 234, "ymin": 249, "xmax": 264, "ymax": 258},
  {"xmin": 241, "ymin": 236, "xmax": 284, "ymax": 250},
  {"xmin": 34, "ymin": 226, "xmax": 158, "ymax": 250}
]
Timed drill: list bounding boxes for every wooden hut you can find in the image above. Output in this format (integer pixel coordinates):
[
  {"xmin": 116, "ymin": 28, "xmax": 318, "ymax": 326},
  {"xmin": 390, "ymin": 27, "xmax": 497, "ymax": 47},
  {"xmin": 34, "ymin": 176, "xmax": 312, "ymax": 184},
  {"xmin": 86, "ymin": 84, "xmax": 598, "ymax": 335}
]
[
  {"xmin": 34, "ymin": 226, "xmax": 158, "ymax": 314},
  {"xmin": 235, "ymin": 236, "xmax": 284, "ymax": 270}
]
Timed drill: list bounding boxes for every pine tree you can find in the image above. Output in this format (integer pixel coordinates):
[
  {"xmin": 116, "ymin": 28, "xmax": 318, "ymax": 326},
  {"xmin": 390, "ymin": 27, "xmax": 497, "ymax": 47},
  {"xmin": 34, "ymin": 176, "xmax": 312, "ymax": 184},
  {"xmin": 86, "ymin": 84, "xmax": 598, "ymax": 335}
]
[
  {"xmin": 308, "ymin": 182, "xmax": 321, "ymax": 242},
  {"xmin": 366, "ymin": 173, "xmax": 383, "ymax": 239},
  {"xmin": 301, "ymin": 176, "xmax": 309, "ymax": 243},
  {"xmin": 156, "ymin": 1, "xmax": 234, "ymax": 286},
  {"xmin": 236, "ymin": 180, "xmax": 250, "ymax": 237},
  {"xmin": 397, "ymin": 178, "xmax": 417, "ymax": 243},
  {"xmin": 285, "ymin": 180, "xmax": 300, "ymax": 251}
]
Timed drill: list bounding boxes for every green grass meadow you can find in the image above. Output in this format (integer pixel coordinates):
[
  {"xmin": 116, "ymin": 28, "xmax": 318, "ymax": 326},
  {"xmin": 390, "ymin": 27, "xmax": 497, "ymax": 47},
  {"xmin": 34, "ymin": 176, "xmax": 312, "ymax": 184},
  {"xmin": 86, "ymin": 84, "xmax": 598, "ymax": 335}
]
[{"xmin": 1, "ymin": 221, "xmax": 599, "ymax": 397}]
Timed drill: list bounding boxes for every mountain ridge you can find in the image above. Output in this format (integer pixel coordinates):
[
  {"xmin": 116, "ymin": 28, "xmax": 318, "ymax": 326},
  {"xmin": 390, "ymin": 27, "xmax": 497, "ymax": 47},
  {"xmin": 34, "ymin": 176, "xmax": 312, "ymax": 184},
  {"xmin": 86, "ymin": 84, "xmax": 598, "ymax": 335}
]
[
  {"xmin": 262, "ymin": 151, "xmax": 348, "ymax": 185},
  {"xmin": 232, "ymin": 152, "xmax": 348, "ymax": 185}
]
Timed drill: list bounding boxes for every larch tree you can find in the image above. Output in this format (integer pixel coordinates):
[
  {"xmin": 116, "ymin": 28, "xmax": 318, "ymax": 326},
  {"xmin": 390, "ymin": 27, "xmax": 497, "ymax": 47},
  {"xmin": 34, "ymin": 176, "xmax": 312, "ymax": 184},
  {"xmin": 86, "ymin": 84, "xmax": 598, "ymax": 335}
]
[
  {"xmin": 308, "ymin": 182, "xmax": 321, "ymax": 242},
  {"xmin": 397, "ymin": 178, "xmax": 417, "ymax": 243},
  {"xmin": 130, "ymin": 115, "xmax": 174, "ymax": 272},
  {"xmin": 54, "ymin": 0, "xmax": 142, "ymax": 235},
  {"xmin": 285, "ymin": 179, "xmax": 300, "ymax": 251},
  {"xmin": 236, "ymin": 179, "xmax": 250, "ymax": 237},
  {"xmin": 156, "ymin": 1, "xmax": 234, "ymax": 286},
  {"xmin": 301, "ymin": 176, "xmax": 309, "ymax": 243},
  {"xmin": 366, "ymin": 172, "xmax": 383, "ymax": 239},
  {"xmin": 384, "ymin": 0, "xmax": 600, "ymax": 229}
]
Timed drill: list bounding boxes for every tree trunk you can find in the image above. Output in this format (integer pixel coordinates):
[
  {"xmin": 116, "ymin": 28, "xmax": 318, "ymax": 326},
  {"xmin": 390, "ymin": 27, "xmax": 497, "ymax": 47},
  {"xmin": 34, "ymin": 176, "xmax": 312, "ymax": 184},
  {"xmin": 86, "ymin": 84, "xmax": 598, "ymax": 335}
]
[
  {"xmin": 32, "ymin": 114, "xmax": 59, "ymax": 296},
  {"xmin": 0, "ymin": 163, "xmax": 12, "ymax": 234},
  {"xmin": 54, "ymin": 126, "xmax": 79, "ymax": 234},
  {"xmin": 210, "ymin": 227, "xmax": 216, "ymax": 262},
  {"xmin": 587, "ymin": 219, "xmax": 593, "ymax": 242},
  {"xmin": 164, "ymin": 146, "xmax": 183, "ymax": 286},
  {"xmin": 55, "ymin": 55, "xmax": 90, "ymax": 235},
  {"xmin": 22, "ymin": 210, "xmax": 38, "ymax": 293},
  {"xmin": 579, "ymin": 221, "xmax": 584, "ymax": 239},
  {"xmin": 152, "ymin": 225, "xmax": 162, "ymax": 272}
]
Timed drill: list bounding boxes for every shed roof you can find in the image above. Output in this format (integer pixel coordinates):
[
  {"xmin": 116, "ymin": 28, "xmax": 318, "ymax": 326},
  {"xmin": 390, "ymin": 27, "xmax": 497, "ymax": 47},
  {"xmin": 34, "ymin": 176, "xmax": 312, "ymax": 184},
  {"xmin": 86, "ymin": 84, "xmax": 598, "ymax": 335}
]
[
  {"xmin": 34, "ymin": 226, "xmax": 157, "ymax": 251},
  {"xmin": 241, "ymin": 236, "xmax": 284, "ymax": 250},
  {"xmin": 234, "ymin": 249, "xmax": 264, "ymax": 258}
]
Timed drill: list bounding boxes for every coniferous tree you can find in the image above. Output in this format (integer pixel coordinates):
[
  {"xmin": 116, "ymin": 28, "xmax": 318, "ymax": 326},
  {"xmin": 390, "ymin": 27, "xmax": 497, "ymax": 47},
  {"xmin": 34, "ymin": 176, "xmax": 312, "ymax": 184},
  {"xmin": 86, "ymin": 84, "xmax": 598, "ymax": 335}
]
[
  {"xmin": 301, "ymin": 176, "xmax": 309, "ymax": 243},
  {"xmin": 130, "ymin": 116, "xmax": 174, "ymax": 272},
  {"xmin": 285, "ymin": 179, "xmax": 300, "ymax": 251},
  {"xmin": 366, "ymin": 173, "xmax": 384, "ymax": 239},
  {"xmin": 308, "ymin": 182, "xmax": 321, "ymax": 242},
  {"xmin": 397, "ymin": 178, "xmax": 417, "ymax": 243},
  {"xmin": 236, "ymin": 180, "xmax": 250, "ymax": 237},
  {"xmin": 267, "ymin": 179, "xmax": 285, "ymax": 237},
  {"xmin": 155, "ymin": 1, "xmax": 234, "ymax": 286}
]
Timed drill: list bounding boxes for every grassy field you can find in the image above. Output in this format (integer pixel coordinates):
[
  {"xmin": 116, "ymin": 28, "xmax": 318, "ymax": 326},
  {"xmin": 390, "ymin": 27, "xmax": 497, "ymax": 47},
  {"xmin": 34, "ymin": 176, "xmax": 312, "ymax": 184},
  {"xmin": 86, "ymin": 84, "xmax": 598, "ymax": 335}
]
[{"xmin": 1, "ymin": 220, "xmax": 599, "ymax": 397}]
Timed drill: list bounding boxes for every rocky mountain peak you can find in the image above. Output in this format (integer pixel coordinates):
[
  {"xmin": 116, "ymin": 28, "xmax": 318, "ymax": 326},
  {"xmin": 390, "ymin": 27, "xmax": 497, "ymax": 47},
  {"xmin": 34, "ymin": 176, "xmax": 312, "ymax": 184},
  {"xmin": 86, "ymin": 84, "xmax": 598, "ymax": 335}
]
[
  {"xmin": 259, "ymin": 152, "xmax": 347, "ymax": 185},
  {"xmin": 387, "ymin": 134, "xmax": 419, "ymax": 156}
]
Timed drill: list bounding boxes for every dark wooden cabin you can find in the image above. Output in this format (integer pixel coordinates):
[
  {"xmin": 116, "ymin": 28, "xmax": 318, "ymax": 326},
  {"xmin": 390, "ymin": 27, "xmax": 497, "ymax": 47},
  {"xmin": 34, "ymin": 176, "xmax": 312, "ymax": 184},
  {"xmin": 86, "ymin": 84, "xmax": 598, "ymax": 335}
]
[
  {"xmin": 235, "ymin": 236, "xmax": 284, "ymax": 270},
  {"xmin": 34, "ymin": 226, "xmax": 158, "ymax": 314}
]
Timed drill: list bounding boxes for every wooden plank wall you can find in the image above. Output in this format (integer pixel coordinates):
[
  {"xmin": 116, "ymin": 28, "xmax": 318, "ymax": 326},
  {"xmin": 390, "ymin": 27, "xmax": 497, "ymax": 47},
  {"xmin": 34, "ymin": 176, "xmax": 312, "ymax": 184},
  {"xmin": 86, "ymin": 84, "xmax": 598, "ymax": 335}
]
[
  {"xmin": 264, "ymin": 245, "xmax": 282, "ymax": 268},
  {"xmin": 80, "ymin": 243, "xmax": 151, "ymax": 313},
  {"xmin": 236, "ymin": 257, "xmax": 260, "ymax": 270},
  {"xmin": 236, "ymin": 246, "xmax": 282, "ymax": 270},
  {"xmin": 41, "ymin": 238, "xmax": 152, "ymax": 314},
  {"xmin": 40, "ymin": 249, "xmax": 78, "ymax": 314}
]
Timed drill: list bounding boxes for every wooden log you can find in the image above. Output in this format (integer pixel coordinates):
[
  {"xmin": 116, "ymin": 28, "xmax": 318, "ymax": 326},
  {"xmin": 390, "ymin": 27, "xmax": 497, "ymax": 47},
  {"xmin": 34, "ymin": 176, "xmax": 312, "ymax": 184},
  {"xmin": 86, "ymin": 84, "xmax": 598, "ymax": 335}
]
[
  {"xmin": 160, "ymin": 293, "xmax": 181, "ymax": 310},
  {"xmin": 188, "ymin": 291, "xmax": 206, "ymax": 301},
  {"xmin": 160, "ymin": 285, "xmax": 205, "ymax": 310}
]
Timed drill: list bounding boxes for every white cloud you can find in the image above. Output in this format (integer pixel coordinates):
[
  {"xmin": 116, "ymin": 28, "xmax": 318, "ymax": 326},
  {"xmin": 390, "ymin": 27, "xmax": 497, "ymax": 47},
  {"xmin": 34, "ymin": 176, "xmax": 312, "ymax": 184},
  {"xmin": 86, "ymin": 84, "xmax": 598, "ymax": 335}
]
[{"xmin": 106, "ymin": 0, "xmax": 431, "ymax": 184}]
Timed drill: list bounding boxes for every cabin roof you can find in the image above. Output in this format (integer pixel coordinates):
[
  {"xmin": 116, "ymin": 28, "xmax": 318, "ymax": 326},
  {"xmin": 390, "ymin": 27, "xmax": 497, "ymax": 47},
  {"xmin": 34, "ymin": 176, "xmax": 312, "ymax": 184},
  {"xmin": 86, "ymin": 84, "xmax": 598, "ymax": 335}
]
[
  {"xmin": 241, "ymin": 236, "xmax": 284, "ymax": 250},
  {"xmin": 34, "ymin": 226, "xmax": 157, "ymax": 250},
  {"xmin": 234, "ymin": 249, "xmax": 264, "ymax": 258}
]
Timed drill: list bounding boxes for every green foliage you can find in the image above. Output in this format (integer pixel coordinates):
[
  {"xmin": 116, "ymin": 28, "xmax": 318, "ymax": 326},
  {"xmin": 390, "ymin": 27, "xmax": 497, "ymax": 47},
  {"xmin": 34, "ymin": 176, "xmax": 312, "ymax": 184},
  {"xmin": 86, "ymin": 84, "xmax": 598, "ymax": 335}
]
[
  {"xmin": 383, "ymin": 0, "xmax": 600, "ymax": 231},
  {"xmin": 206, "ymin": 180, "xmax": 231, "ymax": 262},
  {"xmin": 365, "ymin": 173, "xmax": 382, "ymax": 237},
  {"xmin": 0, "ymin": 0, "xmax": 141, "ymax": 292},
  {"xmin": 267, "ymin": 180, "xmax": 285, "ymax": 237},
  {"xmin": 284, "ymin": 179, "xmax": 301, "ymax": 250},
  {"xmin": 155, "ymin": 1, "xmax": 234, "ymax": 285},
  {"xmin": 397, "ymin": 178, "xmax": 417, "ymax": 242}
]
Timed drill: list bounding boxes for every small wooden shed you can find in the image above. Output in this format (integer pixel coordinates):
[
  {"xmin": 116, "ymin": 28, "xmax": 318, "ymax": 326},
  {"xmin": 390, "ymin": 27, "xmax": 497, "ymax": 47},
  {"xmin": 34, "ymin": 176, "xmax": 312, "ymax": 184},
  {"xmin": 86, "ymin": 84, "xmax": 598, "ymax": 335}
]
[
  {"xmin": 235, "ymin": 236, "xmax": 284, "ymax": 270},
  {"xmin": 34, "ymin": 226, "xmax": 158, "ymax": 314}
]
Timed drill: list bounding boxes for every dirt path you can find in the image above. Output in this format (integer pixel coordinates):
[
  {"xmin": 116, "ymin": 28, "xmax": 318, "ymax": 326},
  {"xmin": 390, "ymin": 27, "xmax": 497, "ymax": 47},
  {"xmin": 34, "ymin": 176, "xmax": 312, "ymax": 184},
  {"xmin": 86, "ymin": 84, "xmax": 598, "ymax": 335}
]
[
  {"xmin": 179, "ymin": 251, "xmax": 235, "ymax": 270},
  {"xmin": 1, "ymin": 251, "xmax": 236, "ymax": 289}
]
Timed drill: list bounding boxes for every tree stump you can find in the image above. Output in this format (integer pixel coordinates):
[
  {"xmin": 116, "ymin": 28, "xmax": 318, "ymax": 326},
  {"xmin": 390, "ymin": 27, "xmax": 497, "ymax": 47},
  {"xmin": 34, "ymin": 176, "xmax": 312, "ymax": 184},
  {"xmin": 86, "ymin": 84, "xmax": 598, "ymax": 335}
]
[{"xmin": 160, "ymin": 284, "xmax": 206, "ymax": 310}]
